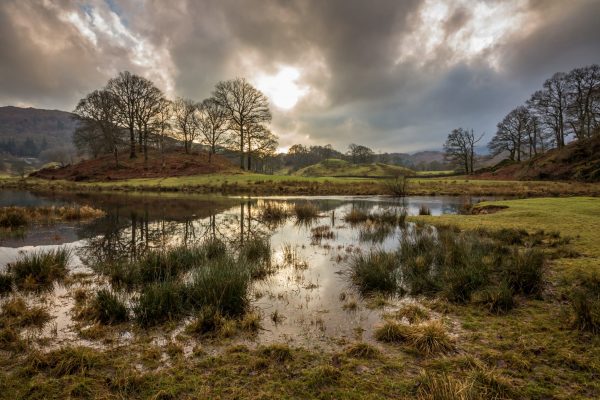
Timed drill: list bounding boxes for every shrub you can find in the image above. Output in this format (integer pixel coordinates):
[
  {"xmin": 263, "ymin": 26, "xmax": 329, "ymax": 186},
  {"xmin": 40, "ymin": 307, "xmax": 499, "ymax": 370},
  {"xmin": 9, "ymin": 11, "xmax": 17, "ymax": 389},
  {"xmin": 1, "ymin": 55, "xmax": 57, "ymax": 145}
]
[
  {"xmin": 502, "ymin": 249, "xmax": 545, "ymax": 296},
  {"xmin": 9, "ymin": 248, "xmax": 70, "ymax": 291},
  {"xmin": 384, "ymin": 175, "xmax": 409, "ymax": 197},
  {"xmin": 350, "ymin": 250, "xmax": 399, "ymax": 293},
  {"xmin": 92, "ymin": 289, "xmax": 129, "ymax": 324}
]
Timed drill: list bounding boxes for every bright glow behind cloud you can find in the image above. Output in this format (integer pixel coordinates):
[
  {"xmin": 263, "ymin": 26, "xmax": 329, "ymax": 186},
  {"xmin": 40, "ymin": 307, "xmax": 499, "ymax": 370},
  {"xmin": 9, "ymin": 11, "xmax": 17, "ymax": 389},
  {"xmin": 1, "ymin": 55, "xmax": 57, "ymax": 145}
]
[{"xmin": 255, "ymin": 66, "xmax": 308, "ymax": 110}]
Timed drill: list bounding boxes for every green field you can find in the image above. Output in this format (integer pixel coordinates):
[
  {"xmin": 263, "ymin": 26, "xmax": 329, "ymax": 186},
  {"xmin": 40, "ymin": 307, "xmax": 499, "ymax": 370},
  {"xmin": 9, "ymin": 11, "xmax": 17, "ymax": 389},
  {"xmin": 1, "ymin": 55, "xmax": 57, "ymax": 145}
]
[{"xmin": 294, "ymin": 158, "xmax": 414, "ymax": 177}]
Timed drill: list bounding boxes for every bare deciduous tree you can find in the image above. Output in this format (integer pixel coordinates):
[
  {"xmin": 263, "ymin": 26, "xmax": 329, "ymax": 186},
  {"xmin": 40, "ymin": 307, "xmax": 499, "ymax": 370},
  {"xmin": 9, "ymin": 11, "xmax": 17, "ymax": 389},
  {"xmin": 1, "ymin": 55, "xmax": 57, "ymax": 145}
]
[
  {"xmin": 198, "ymin": 97, "xmax": 229, "ymax": 163},
  {"xmin": 213, "ymin": 78, "xmax": 272, "ymax": 170},
  {"xmin": 172, "ymin": 97, "xmax": 199, "ymax": 154},
  {"xmin": 444, "ymin": 128, "xmax": 482, "ymax": 174}
]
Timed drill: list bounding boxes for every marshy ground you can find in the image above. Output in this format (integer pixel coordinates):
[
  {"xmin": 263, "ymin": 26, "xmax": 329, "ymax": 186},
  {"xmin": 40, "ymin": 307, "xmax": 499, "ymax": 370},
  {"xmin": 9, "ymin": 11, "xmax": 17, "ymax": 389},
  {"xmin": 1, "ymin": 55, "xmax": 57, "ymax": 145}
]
[{"xmin": 0, "ymin": 191, "xmax": 598, "ymax": 399}]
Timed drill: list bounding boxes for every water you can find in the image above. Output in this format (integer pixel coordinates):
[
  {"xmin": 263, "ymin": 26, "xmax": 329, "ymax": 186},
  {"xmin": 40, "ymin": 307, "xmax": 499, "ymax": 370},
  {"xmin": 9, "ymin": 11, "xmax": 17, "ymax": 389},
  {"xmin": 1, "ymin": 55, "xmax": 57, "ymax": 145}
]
[{"xmin": 0, "ymin": 190, "xmax": 496, "ymax": 351}]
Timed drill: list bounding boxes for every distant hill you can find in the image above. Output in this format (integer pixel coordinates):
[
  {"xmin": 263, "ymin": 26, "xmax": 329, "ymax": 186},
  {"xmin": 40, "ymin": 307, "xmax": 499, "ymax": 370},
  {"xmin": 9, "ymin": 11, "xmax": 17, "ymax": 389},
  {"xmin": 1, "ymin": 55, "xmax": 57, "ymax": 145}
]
[
  {"xmin": 476, "ymin": 136, "xmax": 600, "ymax": 182},
  {"xmin": 0, "ymin": 106, "xmax": 77, "ymax": 153},
  {"xmin": 294, "ymin": 158, "xmax": 414, "ymax": 178},
  {"xmin": 31, "ymin": 149, "xmax": 239, "ymax": 181}
]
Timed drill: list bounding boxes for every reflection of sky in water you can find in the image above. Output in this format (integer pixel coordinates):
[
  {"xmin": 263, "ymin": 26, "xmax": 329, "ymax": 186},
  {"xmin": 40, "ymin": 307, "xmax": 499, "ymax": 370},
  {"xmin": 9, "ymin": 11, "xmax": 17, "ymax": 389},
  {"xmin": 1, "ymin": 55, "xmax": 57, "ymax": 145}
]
[{"xmin": 0, "ymin": 191, "xmax": 498, "ymax": 350}]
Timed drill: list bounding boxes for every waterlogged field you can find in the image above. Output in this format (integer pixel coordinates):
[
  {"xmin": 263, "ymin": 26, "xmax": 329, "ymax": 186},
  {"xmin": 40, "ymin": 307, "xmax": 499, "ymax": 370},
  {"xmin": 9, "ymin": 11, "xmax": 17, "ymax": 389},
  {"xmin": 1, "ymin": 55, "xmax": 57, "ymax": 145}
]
[{"xmin": 0, "ymin": 190, "xmax": 598, "ymax": 399}]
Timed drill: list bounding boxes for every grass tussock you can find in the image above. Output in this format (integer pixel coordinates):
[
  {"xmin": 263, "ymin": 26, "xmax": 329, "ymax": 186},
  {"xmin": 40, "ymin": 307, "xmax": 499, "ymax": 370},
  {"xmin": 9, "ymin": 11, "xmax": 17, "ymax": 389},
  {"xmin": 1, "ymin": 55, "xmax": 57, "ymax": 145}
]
[
  {"xmin": 0, "ymin": 272, "xmax": 13, "ymax": 296},
  {"xmin": 502, "ymin": 248, "xmax": 545, "ymax": 296},
  {"xmin": 374, "ymin": 321, "xmax": 410, "ymax": 343},
  {"xmin": 344, "ymin": 208, "xmax": 369, "ymax": 224},
  {"xmin": 293, "ymin": 202, "xmax": 320, "ymax": 220},
  {"xmin": 8, "ymin": 248, "xmax": 70, "ymax": 291},
  {"xmin": 260, "ymin": 201, "xmax": 289, "ymax": 222},
  {"xmin": 418, "ymin": 205, "xmax": 432, "ymax": 215},
  {"xmin": 0, "ymin": 297, "xmax": 51, "ymax": 328},
  {"xmin": 407, "ymin": 320, "xmax": 454, "ymax": 355},
  {"xmin": 239, "ymin": 236, "xmax": 271, "ymax": 264},
  {"xmin": 260, "ymin": 344, "xmax": 293, "ymax": 362},
  {"xmin": 29, "ymin": 346, "xmax": 101, "ymax": 377},
  {"xmin": 0, "ymin": 205, "xmax": 105, "ymax": 228},
  {"xmin": 134, "ymin": 281, "xmax": 187, "ymax": 327},
  {"xmin": 350, "ymin": 250, "xmax": 398, "ymax": 293},
  {"xmin": 568, "ymin": 272, "xmax": 600, "ymax": 334},
  {"xmin": 304, "ymin": 365, "xmax": 342, "ymax": 389},
  {"xmin": 472, "ymin": 282, "xmax": 515, "ymax": 315},
  {"xmin": 90, "ymin": 289, "xmax": 129, "ymax": 324},
  {"xmin": 394, "ymin": 303, "xmax": 430, "ymax": 324},
  {"xmin": 345, "ymin": 342, "xmax": 381, "ymax": 359}
]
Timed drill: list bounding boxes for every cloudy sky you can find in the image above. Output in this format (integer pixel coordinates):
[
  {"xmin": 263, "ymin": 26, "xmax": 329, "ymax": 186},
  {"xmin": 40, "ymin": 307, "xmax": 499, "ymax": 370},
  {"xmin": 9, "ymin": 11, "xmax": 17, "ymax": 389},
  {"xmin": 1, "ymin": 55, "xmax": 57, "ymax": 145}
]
[{"xmin": 1, "ymin": 0, "xmax": 599, "ymax": 153}]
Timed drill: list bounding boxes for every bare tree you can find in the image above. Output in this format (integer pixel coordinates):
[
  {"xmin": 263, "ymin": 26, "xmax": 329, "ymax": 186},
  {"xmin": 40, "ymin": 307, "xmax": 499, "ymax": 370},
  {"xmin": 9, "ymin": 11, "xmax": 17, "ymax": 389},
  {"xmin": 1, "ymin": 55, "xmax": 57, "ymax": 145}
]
[
  {"xmin": 172, "ymin": 97, "xmax": 199, "ymax": 153},
  {"xmin": 73, "ymin": 89, "xmax": 122, "ymax": 167},
  {"xmin": 245, "ymin": 123, "xmax": 278, "ymax": 170},
  {"xmin": 566, "ymin": 65, "xmax": 600, "ymax": 139},
  {"xmin": 213, "ymin": 78, "xmax": 272, "ymax": 170},
  {"xmin": 444, "ymin": 128, "xmax": 482, "ymax": 174},
  {"xmin": 152, "ymin": 98, "xmax": 173, "ymax": 169},
  {"xmin": 489, "ymin": 107, "xmax": 532, "ymax": 162},
  {"xmin": 133, "ymin": 79, "xmax": 166, "ymax": 166},
  {"xmin": 197, "ymin": 97, "xmax": 229, "ymax": 163},
  {"xmin": 107, "ymin": 71, "xmax": 147, "ymax": 159}
]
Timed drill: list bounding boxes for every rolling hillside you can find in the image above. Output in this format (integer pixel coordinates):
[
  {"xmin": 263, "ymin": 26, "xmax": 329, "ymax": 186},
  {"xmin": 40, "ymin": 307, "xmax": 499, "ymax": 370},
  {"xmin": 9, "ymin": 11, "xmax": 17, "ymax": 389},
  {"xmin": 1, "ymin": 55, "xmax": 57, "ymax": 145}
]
[
  {"xmin": 294, "ymin": 158, "xmax": 414, "ymax": 177},
  {"xmin": 476, "ymin": 136, "xmax": 600, "ymax": 182}
]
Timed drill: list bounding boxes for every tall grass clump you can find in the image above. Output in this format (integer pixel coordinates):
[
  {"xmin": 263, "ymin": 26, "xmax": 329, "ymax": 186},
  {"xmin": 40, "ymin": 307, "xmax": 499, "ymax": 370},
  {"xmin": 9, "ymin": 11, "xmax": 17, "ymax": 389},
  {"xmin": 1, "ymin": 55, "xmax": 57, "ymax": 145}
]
[
  {"xmin": 569, "ymin": 272, "xmax": 600, "ymax": 334},
  {"xmin": 344, "ymin": 208, "xmax": 369, "ymax": 224},
  {"xmin": 399, "ymin": 231, "xmax": 441, "ymax": 295},
  {"xmin": 200, "ymin": 237, "xmax": 227, "ymax": 260},
  {"xmin": 501, "ymin": 248, "xmax": 545, "ymax": 296},
  {"xmin": 187, "ymin": 256, "xmax": 252, "ymax": 317},
  {"xmin": 472, "ymin": 281, "xmax": 515, "ymax": 315},
  {"xmin": 350, "ymin": 250, "xmax": 399, "ymax": 293},
  {"xmin": 134, "ymin": 281, "xmax": 187, "ymax": 327},
  {"xmin": 0, "ymin": 208, "xmax": 28, "ymax": 228},
  {"xmin": 260, "ymin": 201, "xmax": 289, "ymax": 222},
  {"xmin": 9, "ymin": 248, "xmax": 70, "ymax": 291},
  {"xmin": 239, "ymin": 236, "xmax": 271, "ymax": 263},
  {"xmin": 92, "ymin": 289, "xmax": 129, "ymax": 325},
  {"xmin": 418, "ymin": 205, "xmax": 431, "ymax": 215},
  {"xmin": 0, "ymin": 272, "xmax": 12, "ymax": 296},
  {"xmin": 293, "ymin": 202, "xmax": 320, "ymax": 221},
  {"xmin": 407, "ymin": 320, "xmax": 454, "ymax": 355}
]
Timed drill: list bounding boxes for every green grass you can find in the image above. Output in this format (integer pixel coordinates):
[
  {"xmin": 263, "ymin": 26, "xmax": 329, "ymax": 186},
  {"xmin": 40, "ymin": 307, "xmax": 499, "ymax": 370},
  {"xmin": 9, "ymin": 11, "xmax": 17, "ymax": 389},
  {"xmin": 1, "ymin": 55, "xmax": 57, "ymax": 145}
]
[
  {"xmin": 295, "ymin": 158, "xmax": 414, "ymax": 178},
  {"xmin": 91, "ymin": 289, "xmax": 129, "ymax": 325},
  {"xmin": 350, "ymin": 250, "xmax": 399, "ymax": 294},
  {"xmin": 8, "ymin": 248, "xmax": 70, "ymax": 291}
]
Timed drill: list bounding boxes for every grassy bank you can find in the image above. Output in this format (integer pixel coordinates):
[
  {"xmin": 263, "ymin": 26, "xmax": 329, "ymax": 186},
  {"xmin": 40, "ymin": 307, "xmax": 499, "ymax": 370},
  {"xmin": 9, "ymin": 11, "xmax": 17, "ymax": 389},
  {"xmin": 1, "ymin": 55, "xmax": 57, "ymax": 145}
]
[{"xmin": 3, "ymin": 174, "xmax": 600, "ymax": 196}]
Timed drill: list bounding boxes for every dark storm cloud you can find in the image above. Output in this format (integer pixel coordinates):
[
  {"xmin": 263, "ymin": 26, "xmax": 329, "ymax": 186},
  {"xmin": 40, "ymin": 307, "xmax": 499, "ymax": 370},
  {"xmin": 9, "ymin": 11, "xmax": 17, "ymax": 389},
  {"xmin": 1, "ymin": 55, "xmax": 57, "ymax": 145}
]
[{"xmin": 1, "ymin": 0, "xmax": 599, "ymax": 152}]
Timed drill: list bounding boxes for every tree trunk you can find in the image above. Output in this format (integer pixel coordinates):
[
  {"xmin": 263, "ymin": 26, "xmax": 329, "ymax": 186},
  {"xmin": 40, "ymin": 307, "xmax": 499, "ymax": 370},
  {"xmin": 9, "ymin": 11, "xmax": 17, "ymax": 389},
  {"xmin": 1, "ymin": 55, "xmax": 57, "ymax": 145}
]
[
  {"xmin": 129, "ymin": 127, "xmax": 136, "ymax": 158},
  {"xmin": 239, "ymin": 126, "xmax": 245, "ymax": 170}
]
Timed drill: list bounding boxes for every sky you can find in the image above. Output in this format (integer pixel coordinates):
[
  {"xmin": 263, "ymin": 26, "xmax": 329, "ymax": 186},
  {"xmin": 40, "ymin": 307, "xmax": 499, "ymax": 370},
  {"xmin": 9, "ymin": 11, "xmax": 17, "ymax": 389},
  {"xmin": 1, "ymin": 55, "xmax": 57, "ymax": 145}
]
[{"xmin": 1, "ymin": 0, "xmax": 600, "ymax": 153}]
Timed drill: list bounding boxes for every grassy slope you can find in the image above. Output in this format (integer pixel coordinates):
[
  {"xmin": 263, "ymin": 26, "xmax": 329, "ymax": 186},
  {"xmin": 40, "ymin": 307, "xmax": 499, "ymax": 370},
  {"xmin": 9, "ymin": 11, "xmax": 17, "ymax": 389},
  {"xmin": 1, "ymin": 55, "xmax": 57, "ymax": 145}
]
[
  {"xmin": 1, "ymin": 197, "xmax": 599, "ymax": 398},
  {"xmin": 4, "ymin": 174, "xmax": 600, "ymax": 196},
  {"xmin": 295, "ymin": 158, "xmax": 414, "ymax": 177}
]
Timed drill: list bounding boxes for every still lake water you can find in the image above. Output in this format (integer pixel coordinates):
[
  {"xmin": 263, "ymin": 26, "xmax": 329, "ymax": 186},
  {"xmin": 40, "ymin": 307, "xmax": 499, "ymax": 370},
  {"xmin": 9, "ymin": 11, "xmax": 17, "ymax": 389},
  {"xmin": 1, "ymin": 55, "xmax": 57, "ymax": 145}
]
[{"xmin": 0, "ymin": 190, "xmax": 496, "ymax": 352}]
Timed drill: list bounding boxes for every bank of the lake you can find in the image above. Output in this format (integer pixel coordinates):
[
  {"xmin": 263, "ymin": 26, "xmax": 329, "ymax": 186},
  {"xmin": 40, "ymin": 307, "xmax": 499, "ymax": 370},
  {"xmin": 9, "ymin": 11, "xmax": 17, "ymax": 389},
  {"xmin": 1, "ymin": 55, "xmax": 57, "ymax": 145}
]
[{"xmin": 3, "ymin": 174, "xmax": 600, "ymax": 196}]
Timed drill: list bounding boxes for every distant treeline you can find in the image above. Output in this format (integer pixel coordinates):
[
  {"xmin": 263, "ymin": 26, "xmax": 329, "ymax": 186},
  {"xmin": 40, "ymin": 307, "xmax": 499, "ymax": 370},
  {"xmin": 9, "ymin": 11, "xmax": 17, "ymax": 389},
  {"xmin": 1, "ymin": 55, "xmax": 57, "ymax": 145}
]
[{"xmin": 0, "ymin": 137, "xmax": 48, "ymax": 157}]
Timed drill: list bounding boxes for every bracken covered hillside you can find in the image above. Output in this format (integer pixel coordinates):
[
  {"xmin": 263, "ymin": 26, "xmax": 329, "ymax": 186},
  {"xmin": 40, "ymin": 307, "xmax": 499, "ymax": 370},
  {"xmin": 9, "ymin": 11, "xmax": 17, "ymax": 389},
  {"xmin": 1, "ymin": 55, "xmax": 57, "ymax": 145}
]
[
  {"xmin": 477, "ymin": 136, "xmax": 600, "ymax": 182},
  {"xmin": 31, "ymin": 150, "xmax": 239, "ymax": 181}
]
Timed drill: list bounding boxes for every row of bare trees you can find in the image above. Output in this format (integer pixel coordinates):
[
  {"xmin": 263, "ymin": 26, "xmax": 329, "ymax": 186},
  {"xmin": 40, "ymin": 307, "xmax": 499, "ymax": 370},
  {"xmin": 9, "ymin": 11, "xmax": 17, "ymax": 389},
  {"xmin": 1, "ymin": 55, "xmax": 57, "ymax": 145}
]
[
  {"xmin": 489, "ymin": 64, "xmax": 600, "ymax": 161},
  {"xmin": 73, "ymin": 72, "xmax": 277, "ymax": 170}
]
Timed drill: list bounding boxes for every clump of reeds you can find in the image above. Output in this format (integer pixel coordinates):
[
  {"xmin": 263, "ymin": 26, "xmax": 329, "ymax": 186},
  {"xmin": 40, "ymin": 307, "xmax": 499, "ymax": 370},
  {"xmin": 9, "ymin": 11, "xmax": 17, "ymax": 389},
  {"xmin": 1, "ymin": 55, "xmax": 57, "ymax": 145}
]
[
  {"xmin": 359, "ymin": 223, "xmax": 393, "ymax": 244},
  {"xmin": 418, "ymin": 205, "xmax": 431, "ymax": 215},
  {"xmin": 311, "ymin": 225, "xmax": 335, "ymax": 242},
  {"xmin": 0, "ymin": 272, "xmax": 13, "ymax": 296},
  {"xmin": 240, "ymin": 236, "xmax": 271, "ymax": 263},
  {"xmin": 0, "ymin": 208, "xmax": 28, "ymax": 228},
  {"xmin": 374, "ymin": 321, "xmax": 410, "ymax": 342},
  {"xmin": 0, "ymin": 297, "xmax": 51, "ymax": 328},
  {"xmin": 293, "ymin": 202, "xmax": 320, "ymax": 221},
  {"xmin": 568, "ymin": 272, "xmax": 600, "ymax": 334},
  {"xmin": 259, "ymin": 201, "xmax": 289, "ymax": 222},
  {"xmin": 201, "ymin": 237, "xmax": 227, "ymax": 260},
  {"xmin": 29, "ymin": 346, "xmax": 101, "ymax": 377},
  {"xmin": 407, "ymin": 320, "xmax": 454, "ymax": 355},
  {"xmin": 0, "ymin": 205, "xmax": 105, "ymax": 228},
  {"xmin": 472, "ymin": 282, "xmax": 515, "ymax": 314},
  {"xmin": 344, "ymin": 208, "xmax": 369, "ymax": 224},
  {"xmin": 350, "ymin": 250, "xmax": 399, "ymax": 293},
  {"xmin": 260, "ymin": 343, "xmax": 293, "ymax": 362},
  {"xmin": 501, "ymin": 248, "xmax": 544, "ymax": 296},
  {"xmin": 90, "ymin": 289, "xmax": 129, "ymax": 325},
  {"xmin": 134, "ymin": 281, "xmax": 187, "ymax": 327},
  {"xmin": 8, "ymin": 248, "xmax": 70, "ymax": 291}
]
